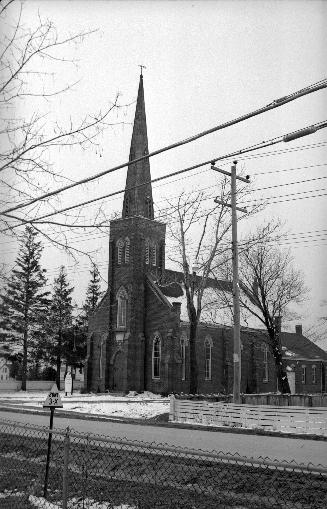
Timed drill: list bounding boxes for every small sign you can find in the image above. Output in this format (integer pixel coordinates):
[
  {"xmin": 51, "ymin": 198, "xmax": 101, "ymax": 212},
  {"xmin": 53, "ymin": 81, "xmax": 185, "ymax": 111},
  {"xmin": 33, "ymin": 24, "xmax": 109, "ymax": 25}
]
[{"xmin": 43, "ymin": 383, "xmax": 63, "ymax": 408}]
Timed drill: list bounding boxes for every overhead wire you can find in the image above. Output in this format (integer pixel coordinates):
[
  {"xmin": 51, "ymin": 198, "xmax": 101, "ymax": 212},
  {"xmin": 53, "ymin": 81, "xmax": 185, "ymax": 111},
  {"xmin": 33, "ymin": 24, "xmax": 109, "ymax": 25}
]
[
  {"xmin": 1, "ymin": 79, "xmax": 327, "ymax": 217},
  {"xmin": 3, "ymin": 119, "xmax": 327, "ymax": 231}
]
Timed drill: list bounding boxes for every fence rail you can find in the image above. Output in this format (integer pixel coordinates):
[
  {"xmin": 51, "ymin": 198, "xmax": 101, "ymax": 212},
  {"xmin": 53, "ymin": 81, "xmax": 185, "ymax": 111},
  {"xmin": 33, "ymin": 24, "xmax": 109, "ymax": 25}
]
[
  {"xmin": 170, "ymin": 396, "xmax": 327, "ymax": 436},
  {"xmin": 1, "ymin": 417, "xmax": 327, "ymax": 508}
]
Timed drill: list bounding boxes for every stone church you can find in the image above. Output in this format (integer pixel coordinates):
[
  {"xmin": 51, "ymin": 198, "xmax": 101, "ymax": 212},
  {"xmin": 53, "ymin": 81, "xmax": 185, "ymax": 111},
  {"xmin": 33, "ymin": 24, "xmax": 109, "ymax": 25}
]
[{"xmin": 85, "ymin": 75, "xmax": 327, "ymax": 395}]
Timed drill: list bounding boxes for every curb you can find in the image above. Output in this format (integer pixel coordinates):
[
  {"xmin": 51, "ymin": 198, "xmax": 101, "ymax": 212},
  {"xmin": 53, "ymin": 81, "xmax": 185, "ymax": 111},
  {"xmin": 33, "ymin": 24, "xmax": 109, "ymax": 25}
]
[{"xmin": 0, "ymin": 404, "xmax": 326, "ymax": 441}]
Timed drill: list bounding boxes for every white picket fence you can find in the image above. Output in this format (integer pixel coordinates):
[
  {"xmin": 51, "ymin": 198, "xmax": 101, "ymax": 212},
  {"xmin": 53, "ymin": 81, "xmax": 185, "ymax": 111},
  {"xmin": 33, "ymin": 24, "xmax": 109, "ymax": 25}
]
[{"xmin": 169, "ymin": 396, "xmax": 327, "ymax": 436}]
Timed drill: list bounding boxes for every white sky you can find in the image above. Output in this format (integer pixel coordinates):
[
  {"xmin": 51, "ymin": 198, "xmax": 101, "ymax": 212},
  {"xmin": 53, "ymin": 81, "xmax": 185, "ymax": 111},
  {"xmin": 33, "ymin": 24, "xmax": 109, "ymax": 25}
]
[{"xmin": 1, "ymin": 0, "xmax": 327, "ymax": 343}]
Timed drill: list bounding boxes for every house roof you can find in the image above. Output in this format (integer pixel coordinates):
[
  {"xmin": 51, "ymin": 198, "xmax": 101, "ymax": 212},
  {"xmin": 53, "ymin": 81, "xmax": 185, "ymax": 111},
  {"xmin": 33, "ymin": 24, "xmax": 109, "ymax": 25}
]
[{"xmin": 280, "ymin": 331, "xmax": 327, "ymax": 361}]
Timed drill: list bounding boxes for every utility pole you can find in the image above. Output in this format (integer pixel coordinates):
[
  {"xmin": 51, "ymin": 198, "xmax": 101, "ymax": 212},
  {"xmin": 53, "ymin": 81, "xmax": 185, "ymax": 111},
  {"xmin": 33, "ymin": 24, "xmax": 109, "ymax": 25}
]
[
  {"xmin": 212, "ymin": 161, "xmax": 249, "ymax": 404},
  {"xmin": 231, "ymin": 162, "xmax": 241, "ymax": 404}
]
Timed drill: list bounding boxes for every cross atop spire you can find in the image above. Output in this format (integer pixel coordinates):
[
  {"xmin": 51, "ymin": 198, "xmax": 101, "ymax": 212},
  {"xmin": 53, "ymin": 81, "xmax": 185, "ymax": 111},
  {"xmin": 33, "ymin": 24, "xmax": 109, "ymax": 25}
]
[
  {"xmin": 138, "ymin": 64, "xmax": 146, "ymax": 76},
  {"xmin": 122, "ymin": 74, "xmax": 154, "ymax": 220}
]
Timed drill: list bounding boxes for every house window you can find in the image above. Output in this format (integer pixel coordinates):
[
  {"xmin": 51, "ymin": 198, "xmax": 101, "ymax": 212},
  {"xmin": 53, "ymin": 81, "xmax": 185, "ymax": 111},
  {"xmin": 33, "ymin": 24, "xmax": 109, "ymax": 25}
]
[
  {"xmin": 117, "ymin": 239, "xmax": 124, "ymax": 265},
  {"xmin": 117, "ymin": 287, "xmax": 128, "ymax": 328},
  {"xmin": 312, "ymin": 365, "xmax": 317, "ymax": 384},
  {"xmin": 152, "ymin": 244, "xmax": 157, "ymax": 266},
  {"xmin": 180, "ymin": 338, "xmax": 186, "ymax": 381},
  {"xmin": 263, "ymin": 347, "xmax": 269, "ymax": 382},
  {"xmin": 301, "ymin": 365, "xmax": 306, "ymax": 384},
  {"xmin": 125, "ymin": 237, "xmax": 130, "ymax": 264},
  {"xmin": 152, "ymin": 335, "xmax": 161, "ymax": 379},
  {"xmin": 204, "ymin": 336, "xmax": 212, "ymax": 380},
  {"xmin": 145, "ymin": 239, "xmax": 150, "ymax": 265}
]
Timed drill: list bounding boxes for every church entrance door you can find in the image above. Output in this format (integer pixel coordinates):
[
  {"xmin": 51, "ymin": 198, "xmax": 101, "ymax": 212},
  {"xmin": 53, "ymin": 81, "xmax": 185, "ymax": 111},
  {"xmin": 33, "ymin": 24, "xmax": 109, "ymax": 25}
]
[{"xmin": 113, "ymin": 351, "xmax": 126, "ymax": 392}]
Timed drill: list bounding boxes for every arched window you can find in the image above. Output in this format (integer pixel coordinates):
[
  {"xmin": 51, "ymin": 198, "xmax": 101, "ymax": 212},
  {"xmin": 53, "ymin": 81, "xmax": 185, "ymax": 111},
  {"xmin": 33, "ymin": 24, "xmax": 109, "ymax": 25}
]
[
  {"xmin": 125, "ymin": 237, "xmax": 130, "ymax": 264},
  {"xmin": 145, "ymin": 239, "xmax": 150, "ymax": 265},
  {"xmin": 117, "ymin": 287, "xmax": 128, "ymax": 328},
  {"xmin": 152, "ymin": 244, "xmax": 157, "ymax": 266},
  {"xmin": 117, "ymin": 239, "xmax": 124, "ymax": 265},
  {"xmin": 204, "ymin": 336, "xmax": 213, "ymax": 380},
  {"xmin": 146, "ymin": 197, "xmax": 152, "ymax": 218},
  {"xmin": 152, "ymin": 334, "xmax": 161, "ymax": 379},
  {"xmin": 125, "ymin": 194, "xmax": 130, "ymax": 217},
  {"xmin": 263, "ymin": 347, "xmax": 269, "ymax": 382},
  {"xmin": 158, "ymin": 241, "xmax": 165, "ymax": 269},
  {"xmin": 180, "ymin": 337, "xmax": 186, "ymax": 381}
]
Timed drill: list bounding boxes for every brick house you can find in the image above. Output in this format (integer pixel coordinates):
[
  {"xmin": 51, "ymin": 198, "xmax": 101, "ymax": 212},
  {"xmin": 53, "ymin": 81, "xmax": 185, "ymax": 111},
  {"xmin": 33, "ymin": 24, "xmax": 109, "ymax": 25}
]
[{"xmin": 85, "ymin": 74, "xmax": 327, "ymax": 395}]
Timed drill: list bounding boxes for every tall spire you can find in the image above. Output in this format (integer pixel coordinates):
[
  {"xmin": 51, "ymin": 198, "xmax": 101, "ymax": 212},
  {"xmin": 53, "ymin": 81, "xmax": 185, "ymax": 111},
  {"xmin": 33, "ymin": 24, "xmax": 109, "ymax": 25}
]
[{"xmin": 122, "ymin": 74, "xmax": 154, "ymax": 220}]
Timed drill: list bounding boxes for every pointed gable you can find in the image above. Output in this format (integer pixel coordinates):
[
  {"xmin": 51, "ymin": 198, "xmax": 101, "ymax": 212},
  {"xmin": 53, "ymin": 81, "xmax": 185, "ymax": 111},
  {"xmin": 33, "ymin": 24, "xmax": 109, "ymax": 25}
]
[{"xmin": 122, "ymin": 74, "xmax": 154, "ymax": 220}]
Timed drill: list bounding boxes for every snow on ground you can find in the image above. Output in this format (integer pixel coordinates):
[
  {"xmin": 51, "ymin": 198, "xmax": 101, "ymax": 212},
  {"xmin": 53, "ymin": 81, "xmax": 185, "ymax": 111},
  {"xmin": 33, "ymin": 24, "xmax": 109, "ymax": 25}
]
[
  {"xmin": 0, "ymin": 391, "xmax": 170, "ymax": 420},
  {"xmin": 29, "ymin": 495, "xmax": 135, "ymax": 508}
]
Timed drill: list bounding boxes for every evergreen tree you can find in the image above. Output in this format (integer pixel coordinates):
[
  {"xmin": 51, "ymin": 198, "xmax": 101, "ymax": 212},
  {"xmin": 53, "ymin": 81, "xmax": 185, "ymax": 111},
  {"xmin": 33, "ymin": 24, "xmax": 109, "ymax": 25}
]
[
  {"xmin": 79, "ymin": 264, "xmax": 102, "ymax": 328},
  {"xmin": 0, "ymin": 227, "xmax": 49, "ymax": 390},
  {"xmin": 49, "ymin": 266, "xmax": 74, "ymax": 389}
]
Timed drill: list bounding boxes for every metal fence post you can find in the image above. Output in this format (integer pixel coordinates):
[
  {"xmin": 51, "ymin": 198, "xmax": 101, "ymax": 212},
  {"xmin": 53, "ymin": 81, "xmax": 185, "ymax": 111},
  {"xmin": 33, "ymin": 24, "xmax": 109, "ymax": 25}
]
[
  {"xmin": 62, "ymin": 426, "xmax": 70, "ymax": 509},
  {"xmin": 82, "ymin": 434, "xmax": 90, "ymax": 508}
]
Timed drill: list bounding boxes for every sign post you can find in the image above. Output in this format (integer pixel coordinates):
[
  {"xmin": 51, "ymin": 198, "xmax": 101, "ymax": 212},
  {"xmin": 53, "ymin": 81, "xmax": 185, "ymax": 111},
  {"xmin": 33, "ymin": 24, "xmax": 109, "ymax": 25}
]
[{"xmin": 43, "ymin": 383, "xmax": 63, "ymax": 498}]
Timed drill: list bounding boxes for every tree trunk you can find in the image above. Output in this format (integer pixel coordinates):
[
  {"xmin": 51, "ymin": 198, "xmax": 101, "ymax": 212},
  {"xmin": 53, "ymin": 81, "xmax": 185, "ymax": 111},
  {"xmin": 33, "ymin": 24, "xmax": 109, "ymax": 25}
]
[
  {"xmin": 189, "ymin": 319, "xmax": 198, "ymax": 394},
  {"xmin": 22, "ymin": 331, "xmax": 28, "ymax": 391},
  {"xmin": 270, "ymin": 333, "xmax": 290, "ymax": 393},
  {"xmin": 274, "ymin": 355, "xmax": 291, "ymax": 393},
  {"xmin": 56, "ymin": 330, "xmax": 62, "ymax": 390}
]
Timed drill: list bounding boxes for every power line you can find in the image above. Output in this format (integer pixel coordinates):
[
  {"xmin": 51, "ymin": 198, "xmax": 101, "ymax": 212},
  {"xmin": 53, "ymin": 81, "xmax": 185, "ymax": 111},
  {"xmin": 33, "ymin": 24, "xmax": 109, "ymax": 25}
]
[
  {"xmin": 3, "ymin": 119, "xmax": 327, "ymax": 231},
  {"xmin": 1, "ymin": 172, "xmax": 326, "ymax": 246},
  {"xmin": 1, "ymin": 79, "xmax": 327, "ymax": 217}
]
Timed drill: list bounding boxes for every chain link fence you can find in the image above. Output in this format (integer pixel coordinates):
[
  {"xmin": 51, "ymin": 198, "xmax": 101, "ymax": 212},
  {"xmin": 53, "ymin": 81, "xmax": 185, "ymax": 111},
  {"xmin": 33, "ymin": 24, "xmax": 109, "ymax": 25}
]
[{"xmin": 0, "ymin": 417, "xmax": 326, "ymax": 508}]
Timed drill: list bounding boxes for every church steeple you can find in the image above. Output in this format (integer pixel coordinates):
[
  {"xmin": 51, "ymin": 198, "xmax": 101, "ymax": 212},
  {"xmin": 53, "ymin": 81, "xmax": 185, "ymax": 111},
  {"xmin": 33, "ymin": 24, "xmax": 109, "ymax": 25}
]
[{"xmin": 122, "ymin": 74, "xmax": 154, "ymax": 220}]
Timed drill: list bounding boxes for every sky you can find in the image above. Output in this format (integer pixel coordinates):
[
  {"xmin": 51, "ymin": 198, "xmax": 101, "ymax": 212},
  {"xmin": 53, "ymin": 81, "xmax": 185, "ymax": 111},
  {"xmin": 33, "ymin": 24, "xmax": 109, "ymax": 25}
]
[{"xmin": 1, "ymin": 0, "xmax": 327, "ymax": 344}]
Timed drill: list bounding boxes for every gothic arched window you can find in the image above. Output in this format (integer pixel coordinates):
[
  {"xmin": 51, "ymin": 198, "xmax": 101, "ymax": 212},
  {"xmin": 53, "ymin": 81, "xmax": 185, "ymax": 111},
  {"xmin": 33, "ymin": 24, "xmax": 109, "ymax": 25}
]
[
  {"xmin": 159, "ymin": 241, "xmax": 165, "ymax": 269},
  {"xmin": 117, "ymin": 286, "xmax": 128, "ymax": 328},
  {"xmin": 145, "ymin": 239, "xmax": 150, "ymax": 265},
  {"xmin": 125, "ymin": 194, "xmax": 130, "ymax": 217},
  {"xmin": 117, "ymin": 239, "xmax": 124, "ymax": 265},
  {"xmin": 146, "ymin": 197, "xmax": 152, "ymax": 218},
  {"xmin": 152, "ymin": 334, "xmax": 161, "ymax": 379},
  {"xmin": 180, "ymin": 337, "xmax": 186, "ymax": 381},
  {"xmin": 204, "ymin": 336, "xmax": 213, "ymax": 380},
  {"xmin": 152, "ymin": 244, "xmax": 157, "ymax": 266},
  {"xmin": 125, "ymin": 237, "xmax": 130, "ymax": 264},
  {"xmin": 263, "ymin": 346, "xmax": 269, "ymax": 382}
]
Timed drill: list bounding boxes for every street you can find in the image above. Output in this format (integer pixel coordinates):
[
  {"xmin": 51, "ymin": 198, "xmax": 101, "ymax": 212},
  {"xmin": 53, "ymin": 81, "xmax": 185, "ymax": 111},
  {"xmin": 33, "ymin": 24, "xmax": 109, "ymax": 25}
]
[{"xmin": 0, "ymin": 409, "xmax": 326, "ymax": 467}]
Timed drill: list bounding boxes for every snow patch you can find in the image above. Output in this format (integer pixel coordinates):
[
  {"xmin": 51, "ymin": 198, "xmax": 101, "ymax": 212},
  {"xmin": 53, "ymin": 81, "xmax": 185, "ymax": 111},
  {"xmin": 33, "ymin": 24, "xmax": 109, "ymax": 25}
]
[
  {"xmin": 0, "ymin": 391, "xmax": 169, "ymax": 419},
  {"xmin": 29, "ymin": 495, "xmax": 136, "ymax": 508}
]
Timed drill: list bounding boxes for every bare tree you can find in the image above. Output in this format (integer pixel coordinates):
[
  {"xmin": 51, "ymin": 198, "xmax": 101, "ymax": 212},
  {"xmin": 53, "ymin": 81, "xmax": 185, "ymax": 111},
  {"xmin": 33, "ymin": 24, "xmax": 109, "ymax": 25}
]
[
  {"xmin": 234, "ymin": 224, "xmax": 308, "ymax": 393},
  {"xmin": 166, "ymin": 175, "xmax": 260, "ymax": 393},
  {"xmin": 0, "ymin": 1, "xmax": 126, "ymax": 256}
]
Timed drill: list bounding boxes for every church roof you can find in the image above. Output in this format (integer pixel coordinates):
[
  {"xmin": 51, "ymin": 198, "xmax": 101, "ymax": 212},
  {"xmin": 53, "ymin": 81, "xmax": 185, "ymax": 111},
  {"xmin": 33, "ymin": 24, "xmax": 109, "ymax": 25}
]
[{"xmin": 122, "ymin": 74, "xmax": 154, "ymax": 220}]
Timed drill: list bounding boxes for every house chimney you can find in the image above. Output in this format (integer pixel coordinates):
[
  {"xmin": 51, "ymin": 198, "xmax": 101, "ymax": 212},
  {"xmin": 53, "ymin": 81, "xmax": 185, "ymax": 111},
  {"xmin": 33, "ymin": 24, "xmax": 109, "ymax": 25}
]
[
  {"xmin": 274, "ymin": 316, "xmax": 282, "ymax": 334},
  {"xmin": 295, "ymin": 324, "xmax": 303, "ymax": 335},
  {"xmin": 172, "ymin": 302, "xmax": 181, "ymax": 317}
]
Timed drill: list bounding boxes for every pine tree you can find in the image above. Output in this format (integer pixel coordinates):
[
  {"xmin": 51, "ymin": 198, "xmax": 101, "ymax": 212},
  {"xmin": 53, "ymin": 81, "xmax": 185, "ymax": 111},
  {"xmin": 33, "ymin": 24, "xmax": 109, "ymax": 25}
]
[
  {"xmin": 49, "ymin": 266, "xmax": 74, "ymax": 389},
  {"xmin": 0, "ymin": 227, "xmax": 49, "ymax": 390},
  {"xmin": 79, "ymin": 264, "xmax": 102, "ymax": 328}
]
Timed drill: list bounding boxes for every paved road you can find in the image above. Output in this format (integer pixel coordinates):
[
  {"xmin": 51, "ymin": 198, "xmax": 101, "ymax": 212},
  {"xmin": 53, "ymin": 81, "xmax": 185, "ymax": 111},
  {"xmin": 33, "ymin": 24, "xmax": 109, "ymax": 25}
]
[{"xmin": 0, "ymin": 409, "xmax": 326, "ymax": 467}]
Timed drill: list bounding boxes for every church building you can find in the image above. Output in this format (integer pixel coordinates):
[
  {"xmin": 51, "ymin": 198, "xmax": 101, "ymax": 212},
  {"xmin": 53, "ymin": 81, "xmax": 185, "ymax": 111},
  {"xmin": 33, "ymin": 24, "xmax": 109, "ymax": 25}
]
[{"xmin": 85, "ymin": 75, "xmax": 327, "ymax": 395}]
